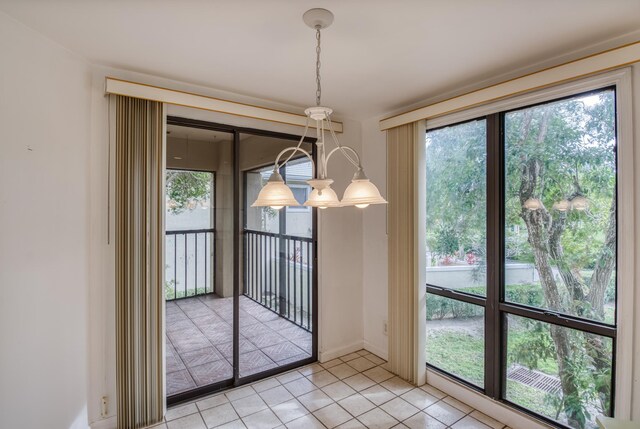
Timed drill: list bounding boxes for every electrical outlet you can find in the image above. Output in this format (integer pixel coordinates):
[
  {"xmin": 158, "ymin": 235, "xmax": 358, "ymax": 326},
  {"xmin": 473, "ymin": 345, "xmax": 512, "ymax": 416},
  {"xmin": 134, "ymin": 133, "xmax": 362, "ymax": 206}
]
[
  {"xmin": 383, "ymin": 320, "xmax": 388, "ymax": 336},
  {"xmin": 101, "ymin": 396, "xmax": 108, "ymax": 418}
]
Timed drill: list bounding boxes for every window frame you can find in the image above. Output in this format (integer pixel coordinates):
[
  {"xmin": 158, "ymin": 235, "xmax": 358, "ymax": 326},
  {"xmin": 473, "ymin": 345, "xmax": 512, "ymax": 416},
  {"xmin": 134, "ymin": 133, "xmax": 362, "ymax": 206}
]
[{"xmin": 424, "ymin": 69, "xmax": 635, "ymax": 425}]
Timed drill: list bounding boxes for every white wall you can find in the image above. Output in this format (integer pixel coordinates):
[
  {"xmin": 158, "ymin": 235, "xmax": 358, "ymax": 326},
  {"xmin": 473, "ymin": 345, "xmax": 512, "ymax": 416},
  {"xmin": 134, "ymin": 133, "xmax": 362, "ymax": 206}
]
[{"xmin": 0, "ymin": 10, "xmax": 92, "ymax": 429}]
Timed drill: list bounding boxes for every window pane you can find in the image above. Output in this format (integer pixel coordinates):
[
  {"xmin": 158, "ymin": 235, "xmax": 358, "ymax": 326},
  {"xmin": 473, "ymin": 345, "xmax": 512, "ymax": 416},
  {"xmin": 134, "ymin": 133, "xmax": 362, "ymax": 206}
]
[
  {"xmin": 166, "ymin": 170, "xmax": 214, "ymax": 231},
  {"xmin": 426, "ymin": 293, "xmax": 484, "ymax": 388},
  {"xmin": 505, "ymin": 314, "xmax": 613, "ymax": 429},
  {"xmin": 245, "ymin": 165, "xmax": 280, "ymax": 234},
  {"xmin": 504, "ymin": 89, "xmax": 617, "ymax": 324},
  {"xmin": 425, "ymin": 120, "xmax": 487, "ymax": 296},
  {"xmin": 285, "ymin": 159, "xmax": 313, "ymax": 236}
]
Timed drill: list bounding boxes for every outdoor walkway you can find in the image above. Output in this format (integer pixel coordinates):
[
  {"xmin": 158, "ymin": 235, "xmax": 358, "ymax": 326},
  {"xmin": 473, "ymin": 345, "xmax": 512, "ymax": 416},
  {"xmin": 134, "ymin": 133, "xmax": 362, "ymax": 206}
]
[{"xmin": 166, "ymin": 294, "xmax": 312, "ymax": 396}]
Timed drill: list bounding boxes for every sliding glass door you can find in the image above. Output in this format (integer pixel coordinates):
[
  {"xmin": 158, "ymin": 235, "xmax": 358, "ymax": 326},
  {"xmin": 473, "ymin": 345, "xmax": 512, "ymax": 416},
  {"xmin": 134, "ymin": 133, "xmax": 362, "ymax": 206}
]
[
  {"xmin": 165, "ymin": 117, "xmax": 318, "ymax": 404},
  {"xmin": 425, "ymin": 88, "xmax": 617, "ymax": 429}
]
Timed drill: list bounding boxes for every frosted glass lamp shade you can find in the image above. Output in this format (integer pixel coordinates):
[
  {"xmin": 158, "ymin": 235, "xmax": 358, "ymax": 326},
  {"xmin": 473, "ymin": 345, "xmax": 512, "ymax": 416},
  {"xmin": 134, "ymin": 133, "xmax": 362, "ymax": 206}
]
[
  {"xmin": 523, "ymin": 198, "xmax": 543, "ymax": 210},
  {"xmin": 552, "ymin": 199, "xmax": 571, "ymax": 212},
  {"xmin": 251, "ymin": 171, "xmax": 300, "ymax": 208},
  {"xmin": 341, "ymin": 177, "xmax": 387, "ymax": 207},
  {"xmin": 304, "ymin": 178, "xmax": 341, "ymax": 209},
  {"xmin": 571, "ymin": 196, "xmax": 589, "ymax": 211},
  {"xmin": 305, "ymin": 187, "xmax": 341, "ymax": 209}
]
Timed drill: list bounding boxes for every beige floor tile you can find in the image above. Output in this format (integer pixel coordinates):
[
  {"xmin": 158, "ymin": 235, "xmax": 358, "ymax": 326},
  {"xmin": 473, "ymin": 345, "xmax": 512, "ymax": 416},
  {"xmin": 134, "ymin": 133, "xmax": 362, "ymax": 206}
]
[
  {"xmin": 242, "ymin": 408, "xmax": 282, "ymax": 429},
  {"xmin": 299, "ymin": 363, "xmax": 324, "ymax": 376},
  {"xmin": 338, "ymin": 393, "xmax": 376, "ymax": 416},
  {"xmin": 167, "ymin": 413, "xmax": 207, "ymax": 429},
  {"xmin": 313, "ymin": 403, "xmax": 352, "ymax": 428},
  {"xmin": 252, "ymin": 378, "xmax": 280, "ymax": 393},
  {"xmin": 380, "ymin": 377, "xmax": 414, "ymax": 396},
  {"xmin": 297, "ymin": 389, "xmax": 334, "ymax": 412},
  {"xmin": 328, "ymin": 363, "xmax": 359, "ymax": 380},
  {"xmin": 231, "ymin": 394, "xmax": 268, "ymax": 418},
  {"xmin": 201, "ymin": 403, "xmax": 239, "ymax": 428},
  {"xmin": 443, "ymin": 396, "xmax": 474, "ymax": 413},
  {"xmin": 337, "ymin": 419, "xmax": 367, "ymax": 428},
  {"xmin": 469, "ymin": 410, "xmax": 505, "ymax": 429},
  {"xmin": 400, "ymin": 388, "xmax": 438, "ymax": 410},
  {"xmin": 283, "ymin": 377, "xmax": 316, "ymax": 397},
  {"xmin": 451, "ymin": 415, "xmax": 492, "ymax": 429},
  {"xmin": 360, "ymin": 384, "xmax": 397, "ymax": 406},
  {"xmin": 363, "ymin": 366, "xmax": 395, "ymax": 383},
  {"xmin": 196, "ymin": 393, "xmax": 229, "ymax": 411},
  {"xmin": 322, "ymin": 381, "xmax": 358, "ymax": 401},
  {"xmin": 226, "ymin": 386, "xmax": 256, "ymax": 402},
  {"xmin": 216, "ymin": 420, "xmax": 247, "ymax": 429},
  {"xmin": 356, "ymin": 350, "xmax": 370, "ymax": 357},
  {"xmin": 364, "ymin": 354, "xmax": 386, "ymax": 365},
  {"xmin": 419, "ymin": 384, "xmax": 446, "ymax": 399},
  {"xmin": 276, "ymin": 371, "xmax": 303, "ymax": 385},
  {"xmin": 357, "ymin": 408, "xmax": 398, "ymax": 429},
  {"xmin": 343, "ymin": 374, "xmax": 376, "ymax": 392},
  {"xmin": 320, "ymin": 358, "xmax": 342, "ymax": 369},
  {"xmin": 166, "ymin": 403, "xmax": 199, "ymax": 421},
  {"xmin": 346, "ymin": 357, "xmax": 377, "ymax": 372},
  {"xmin": 271, "ymin": 399, "xmax": 309, "ymax": 423},
  {"xmin": 285, "ymin": 414, "xmax": 325, "ymax": 429},
  {"xmin": 403, "ymin": 411, "xmax": 446, "ymax": 429},
  {"xmin": 306, "ymin": 369, "xmax": 339, "ymax": 387},
  {"xmin": 379, "ymin": 397, "xmax": 420, "ymax": 421},
  {"xmin": 259, "ymin": 385, "xmax": 294, "ymax": 407},
  {"xmin": 340, "ymin": 352, "xmax": 361, "ymax": 362},
  {"xmin": 424, "ymin": 401, "xmax": 466, "ymax": 426}
]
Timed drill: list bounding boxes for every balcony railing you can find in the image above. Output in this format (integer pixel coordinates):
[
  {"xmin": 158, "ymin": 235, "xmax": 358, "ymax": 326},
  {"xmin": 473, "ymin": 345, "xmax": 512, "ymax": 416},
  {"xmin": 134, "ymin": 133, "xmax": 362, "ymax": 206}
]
[
  {"xmin": 165, "ymin": 228, "xmax": 215, "ymax": 301},
  {"xmin": 244, "ymin": 229, "xmax": 314, "ymax": 331}
]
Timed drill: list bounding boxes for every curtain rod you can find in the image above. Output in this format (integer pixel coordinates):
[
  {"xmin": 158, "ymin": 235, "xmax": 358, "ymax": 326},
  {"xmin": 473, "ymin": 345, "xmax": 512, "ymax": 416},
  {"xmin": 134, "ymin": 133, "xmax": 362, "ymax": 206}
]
[{"xmin": 105, "ymin": 77, "xmax": 344, "ymax": 133}]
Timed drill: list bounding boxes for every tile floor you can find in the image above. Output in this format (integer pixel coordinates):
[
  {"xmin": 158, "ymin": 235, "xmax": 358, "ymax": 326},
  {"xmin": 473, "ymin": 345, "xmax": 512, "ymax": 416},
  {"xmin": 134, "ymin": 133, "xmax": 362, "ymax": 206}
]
[
  {"xmin": 167, "ymin": 294, "xmax": 312, "ymax": 396},
  {"xmin": 153, "ymin": 350, "xmax": 511, "ymax": 429}
]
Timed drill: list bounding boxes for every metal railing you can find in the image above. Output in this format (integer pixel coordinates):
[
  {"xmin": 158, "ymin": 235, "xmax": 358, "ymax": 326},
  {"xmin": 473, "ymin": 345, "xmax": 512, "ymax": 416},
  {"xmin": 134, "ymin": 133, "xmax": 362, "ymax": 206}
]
[
  {"xmin": 243, "ymin": 229, "xmax": 314, "ymax": 331},
  {"xmin": 165, "ymin": 228, "xmax": 215, "ymax": 301}
]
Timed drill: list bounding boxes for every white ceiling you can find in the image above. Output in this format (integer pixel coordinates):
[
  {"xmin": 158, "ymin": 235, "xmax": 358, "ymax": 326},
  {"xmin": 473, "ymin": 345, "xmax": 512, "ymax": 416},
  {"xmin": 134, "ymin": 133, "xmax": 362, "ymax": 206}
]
[{"xmin": 2, "ymin": 0, "xmax": 640, "ymax": 119}]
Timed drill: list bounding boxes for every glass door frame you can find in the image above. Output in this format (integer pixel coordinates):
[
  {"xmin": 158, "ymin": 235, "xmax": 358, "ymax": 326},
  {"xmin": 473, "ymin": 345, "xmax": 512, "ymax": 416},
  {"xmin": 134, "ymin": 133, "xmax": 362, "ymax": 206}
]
[{"xmin": 166, "ymin": 116, "xmax": 318, "ymax": 406}]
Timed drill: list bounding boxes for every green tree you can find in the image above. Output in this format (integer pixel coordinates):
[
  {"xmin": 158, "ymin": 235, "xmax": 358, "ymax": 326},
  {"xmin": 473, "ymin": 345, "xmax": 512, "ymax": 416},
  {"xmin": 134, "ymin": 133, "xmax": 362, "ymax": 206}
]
[{"xmin": 166, "ymin": 171, "xmax": 212, "ymax": 214}]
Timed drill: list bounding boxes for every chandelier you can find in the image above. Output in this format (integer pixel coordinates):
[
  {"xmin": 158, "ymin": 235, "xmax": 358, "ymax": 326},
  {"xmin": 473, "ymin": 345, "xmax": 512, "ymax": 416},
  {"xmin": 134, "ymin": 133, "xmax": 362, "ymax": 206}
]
[{"xmin": 252, "ymin": 8, "xmax": 387, "ymax": 210}]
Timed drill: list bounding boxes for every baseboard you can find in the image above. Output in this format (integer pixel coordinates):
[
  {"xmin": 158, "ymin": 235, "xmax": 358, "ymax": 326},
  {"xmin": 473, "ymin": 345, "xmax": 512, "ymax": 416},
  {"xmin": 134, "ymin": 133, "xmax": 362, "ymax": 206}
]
[
  {"xmin": 89, "ymin": 416, "xmax": 116, "ymax": 429},
  {"xmin": 319, "ymin": 340, "xmax": 364, "ymax": 362},
  {"xmin": 363, "ymin": 340, "xmax": 388, "ymax": 360},
  {"xmin": 426, "ymin": 369, "xmax": 554, "ymax": 429}
]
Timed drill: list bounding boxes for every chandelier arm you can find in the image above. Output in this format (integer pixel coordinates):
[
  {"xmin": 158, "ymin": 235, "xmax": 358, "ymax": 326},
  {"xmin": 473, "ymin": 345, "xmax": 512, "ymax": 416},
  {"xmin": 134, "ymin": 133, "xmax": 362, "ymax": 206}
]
[
  {"xmin": 273, "ymin": 146, "xmax": 316, "ymax": 177},
  {"xmin": 278, "ymin": 116, "xmax": 311, "ymax": 168},
  {"xmin": 326, "ymin": 114, "xmax": 360, "ymax": 168},
  {"xmin": 324, "ymin": 145, "xmax": 361, "ymax": 178}
]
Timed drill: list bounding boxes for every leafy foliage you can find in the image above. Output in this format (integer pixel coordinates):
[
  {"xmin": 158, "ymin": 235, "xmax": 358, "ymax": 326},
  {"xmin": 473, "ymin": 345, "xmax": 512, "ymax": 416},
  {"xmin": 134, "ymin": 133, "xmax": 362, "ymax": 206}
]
[{"xmin": 166, "ymin": 170, "xmax": 212, "ymax": 214}]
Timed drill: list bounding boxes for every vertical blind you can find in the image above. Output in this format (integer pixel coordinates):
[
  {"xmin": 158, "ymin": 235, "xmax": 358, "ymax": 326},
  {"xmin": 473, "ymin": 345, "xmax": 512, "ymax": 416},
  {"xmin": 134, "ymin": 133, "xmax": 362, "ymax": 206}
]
[{"xmin": 115, "ymin": 95, "xmax": 165, "ymax": 428}]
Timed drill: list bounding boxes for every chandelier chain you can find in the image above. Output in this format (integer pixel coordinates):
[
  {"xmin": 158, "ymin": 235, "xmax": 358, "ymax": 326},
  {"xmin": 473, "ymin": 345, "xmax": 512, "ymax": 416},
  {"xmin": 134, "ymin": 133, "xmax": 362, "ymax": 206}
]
[{"xmin": 315, "ymin": 27, "xmax": 322, "ymax": 106}]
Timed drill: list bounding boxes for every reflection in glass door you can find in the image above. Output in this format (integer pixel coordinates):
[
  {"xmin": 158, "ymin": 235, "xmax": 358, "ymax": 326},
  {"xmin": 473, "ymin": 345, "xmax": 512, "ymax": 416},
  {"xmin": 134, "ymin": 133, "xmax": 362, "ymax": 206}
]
[
  {"xmin": 164, "ymin": 125, "xmax": 235, "ymax": 401},
  {"xmin": 240, "ymin": 133, "xmax": 316, "ymax": 380}
]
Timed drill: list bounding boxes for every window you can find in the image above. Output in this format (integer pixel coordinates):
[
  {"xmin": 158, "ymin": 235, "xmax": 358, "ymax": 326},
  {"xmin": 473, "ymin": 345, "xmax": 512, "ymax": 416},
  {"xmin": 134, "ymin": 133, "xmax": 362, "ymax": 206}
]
[
  {"xmin": 425, "ymin": 88, "xmax": 617, "ymax": 429},
  {"xmin": 287, "ymin": 184, "xmax": 311, "ymax": 212}
]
